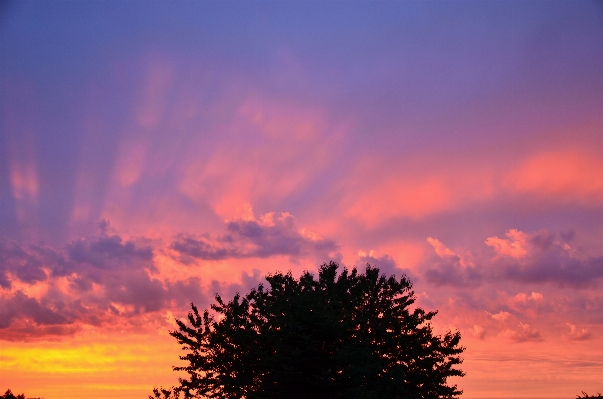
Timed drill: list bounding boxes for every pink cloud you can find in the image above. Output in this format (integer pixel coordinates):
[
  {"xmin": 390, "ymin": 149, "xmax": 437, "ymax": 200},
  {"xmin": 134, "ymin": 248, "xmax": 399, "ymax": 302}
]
[
  {"xmin": 490, "ymin": 311, "xmax": 511, "ymax": 322},
  {"xmin": 343, "ymin": 171, "xmax": 494, "ymax": 226},
  {"xmin": 506, "ymin": 150, "xmax": 603, "ymax": 204},
  {"xmin": 335, "ymin": 145, "xmax": 603, "ymax": 230},
  {"xmin": 500, "ymin": 322, "xmax": 543, "ymax": 342},
  {"xmin": 427, "ymin": 237, "xmax": 458, "ymax": 259},
  {"xmin": 564, "ymin": 323, "xmax": 593, "ymax": 341},
  {"xmin": 468, "ymin": 324, "xmax": 487, "ymax": 340}
]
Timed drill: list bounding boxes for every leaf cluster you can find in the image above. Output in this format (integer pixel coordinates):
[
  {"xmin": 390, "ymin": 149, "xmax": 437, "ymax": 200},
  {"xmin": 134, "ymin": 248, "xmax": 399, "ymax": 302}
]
[{"xmin": 155, "ymin": 262, "xmax": 464, "ymax": 399}]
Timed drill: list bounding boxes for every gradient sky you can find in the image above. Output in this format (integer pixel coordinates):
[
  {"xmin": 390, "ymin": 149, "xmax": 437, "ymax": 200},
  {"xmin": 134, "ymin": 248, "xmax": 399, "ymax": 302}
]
[{"xmin": 1, "ymin": 1, "xmax": 603, "ymax": 398}]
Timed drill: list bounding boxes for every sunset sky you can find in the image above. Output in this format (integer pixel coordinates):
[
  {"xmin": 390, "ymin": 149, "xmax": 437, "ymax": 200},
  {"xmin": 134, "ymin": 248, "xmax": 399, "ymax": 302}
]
[{"xmin": 1, "ymin": 1, "xmax": 603, "ymax": 398}]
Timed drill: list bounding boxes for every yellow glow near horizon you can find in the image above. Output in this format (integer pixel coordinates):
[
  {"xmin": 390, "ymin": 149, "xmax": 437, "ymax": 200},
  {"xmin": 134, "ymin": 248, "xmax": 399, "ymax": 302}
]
[{"xmin": 0, "ymin": 329, "xmax": 186, "ymax": 399}]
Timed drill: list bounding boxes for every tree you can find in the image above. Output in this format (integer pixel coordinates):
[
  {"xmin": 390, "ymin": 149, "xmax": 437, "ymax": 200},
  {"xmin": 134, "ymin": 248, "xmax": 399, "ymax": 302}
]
[
  {"xmin": 153, "ymin": 262, "xmax": 464, "ymax": 399},
  {"xmin": 577, "ymin": 393, "xmax": 603, "ymax": 399},
  {"xmin": 1, "ymin": 390, "xmax": 25, "ymax": 399}
]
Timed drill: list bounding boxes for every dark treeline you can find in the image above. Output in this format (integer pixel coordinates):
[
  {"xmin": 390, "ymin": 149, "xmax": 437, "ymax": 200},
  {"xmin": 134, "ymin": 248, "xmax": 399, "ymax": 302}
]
[
  {"xmin": 1, "ymin": 390, "xmax": 24, "ymax": 399},
  {"xmin": 1, "ymin": 390, "xmax": 43, "ymax": 399}
]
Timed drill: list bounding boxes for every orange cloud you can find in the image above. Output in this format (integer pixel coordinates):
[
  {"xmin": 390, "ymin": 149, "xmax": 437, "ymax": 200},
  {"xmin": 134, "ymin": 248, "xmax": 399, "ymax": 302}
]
[{"xmin": 485, "ymin": 229, "xmax": 528, "ymax": 258}]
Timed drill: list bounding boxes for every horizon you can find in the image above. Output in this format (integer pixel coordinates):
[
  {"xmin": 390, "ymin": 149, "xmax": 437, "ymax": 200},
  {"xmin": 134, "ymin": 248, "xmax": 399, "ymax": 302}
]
[{"xmin": 1, "ymin": 1, "xmax": 602, "ymax": 398}]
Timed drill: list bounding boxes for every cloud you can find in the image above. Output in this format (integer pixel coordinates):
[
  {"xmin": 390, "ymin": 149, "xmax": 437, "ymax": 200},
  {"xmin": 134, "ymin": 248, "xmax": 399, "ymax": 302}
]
[
  {"xmin": 66, "ymin": 234, "xmax": 153, "ymax": 270},
  {"xmin": 422, "ymin": 229, "xmax": 603, "ymax": 288},
  {"xmin": 491, "ymin": 230, "xmax": 603, "ymax": 287},
  {"xmin": 0, "ymin": 232, "xmax": 178, "ymax": 339},
  {"xmin": 563, "ymin": 323, "xmax": 592, "ymax": 341},
  {"xmin": 0, "ymin": 291, "xmax": 72, "ymax": 328},
  {"xmin": 485, "ymin": 229, "xmax": 528, "ymax": 258},
  {"xmin": 422, "ymin": 238, "xmax": 482, "ymax": 287},
  {"xmin": 342, "ymin": 171, "xmax": 494, "ymax": 226},
  {"xmin": 1, "ymin": 216, "xmax": 328, "ymax": 340},
  {"xmin": 505, "ymin": 150, "xmax": 603, "ymax": 204},
  {"xmin": 490, "ymin": 311, "xmax": 511, "ymax": 322},
  {"xmin": 468, "ymin": 324, "xmax": 487, "ymax": 340},
  {"xmin": 0, "ymin": 238, "xmax": 53, "ymax": 287},
  {"xmin": 356, "ymin": 251, "xmax": 410, "ymax": 279},
  {"xmin": 171, "ymin": 211, "xmax": 337, "ymax": 262},
  {"xmin": 501, "ymin": 322, "xmax": 544, "ymax": 342},
  {"xmin": 171, "ymin": 235, "xmax": 230, "ymax": 261}
]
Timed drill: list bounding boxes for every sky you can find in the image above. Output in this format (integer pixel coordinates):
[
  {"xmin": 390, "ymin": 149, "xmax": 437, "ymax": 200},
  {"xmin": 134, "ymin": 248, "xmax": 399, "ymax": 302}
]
[{"xmin": 1, "ymin": 1, "xmax": 603, "ymax": 398}]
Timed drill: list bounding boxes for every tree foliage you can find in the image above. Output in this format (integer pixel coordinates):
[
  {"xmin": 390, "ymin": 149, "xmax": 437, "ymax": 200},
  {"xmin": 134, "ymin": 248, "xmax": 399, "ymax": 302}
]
[
  {"xmin": 153, "ymin": 262, "xmax": 464, "ymax": 399},
  {"xmin": 577, "ymin": 393, "xmax": 603, "ymax": 399},
  {"xmin": 1, "ymin": 390, "xmax": 25, "ymax": 399}
]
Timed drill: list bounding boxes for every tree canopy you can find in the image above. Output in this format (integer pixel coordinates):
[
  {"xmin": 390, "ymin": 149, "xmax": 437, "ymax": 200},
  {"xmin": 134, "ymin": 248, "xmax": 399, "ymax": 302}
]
[
  {"xmin": 1, "ymin": 390, "xmax": 25, "ymax": 399},
  {"xmin": 153, "ymin": 262, "xmax": 464, "ymax": 399}
]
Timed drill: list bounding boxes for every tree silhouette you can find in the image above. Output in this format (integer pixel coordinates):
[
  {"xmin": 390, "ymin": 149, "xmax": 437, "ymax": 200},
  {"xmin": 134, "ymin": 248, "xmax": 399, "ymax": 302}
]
[
  {"xmin": 1, "ymin": 390, "xmax": 25, "ymax": 399},
  {"xmin": 577, "ymin": 393, "xmax": 603, "ymax": 399},
  {"xmin": 152, "ymin": 262, "xmax": 464, "ymax": 399}
]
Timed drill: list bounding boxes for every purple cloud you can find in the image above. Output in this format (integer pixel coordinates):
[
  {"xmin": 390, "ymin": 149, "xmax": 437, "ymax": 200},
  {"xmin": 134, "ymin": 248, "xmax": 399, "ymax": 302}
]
[
  {"xmin": 0, "ymin": 233, "xmax": 169, "ymax": 337},
  {"xmin": 491, "ymin": 230, "xmax": 603, "ymax": 287},
  {"xmin": 0, "ymin": 291, "xmax": 72, "ymax": 328},
  {"xmin": 171, "ymin": 212, "xmax": 338, "ymax": 262},
  {"xmin": 0, "ymin": 238, "xmax": 49, "ymax": 287},
  {"xmin": 422, "ymin": 237, "xmax": 482, "ymax": 287},
  {"xmin": 421, "ymin": 230, "xmax": 603, "ymax": 288},
  {"xmin": 0, "ymin": 230, "xmax": 273, "ymax": 340},
  {"xmin": 355, "ymin": 253, "xmax": 415, "ymax": 281}
]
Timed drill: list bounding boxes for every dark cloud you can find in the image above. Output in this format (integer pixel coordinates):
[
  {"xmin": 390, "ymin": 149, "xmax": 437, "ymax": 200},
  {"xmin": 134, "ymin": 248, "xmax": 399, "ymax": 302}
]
[
  {"xmin": 171, "ymin": 213, "xmax": 338, "ymax": 262},
  {"xmin": 0, "ymin": 291, "xmax": 72, "ymax": 328},
  {"xmin": 422, "ymin": 247, "xmax": 482, "ymax": 287},
  {"xmin": 499, "ymin": 255, "xmax": 603, "ymax": 287},
  {"xmin": 171, "ymin": 234, "xmax": 231, "ymax": 262},
  {"xmin": 66, "ymin": 234, "xmax": 153, "ymax": 270}
]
